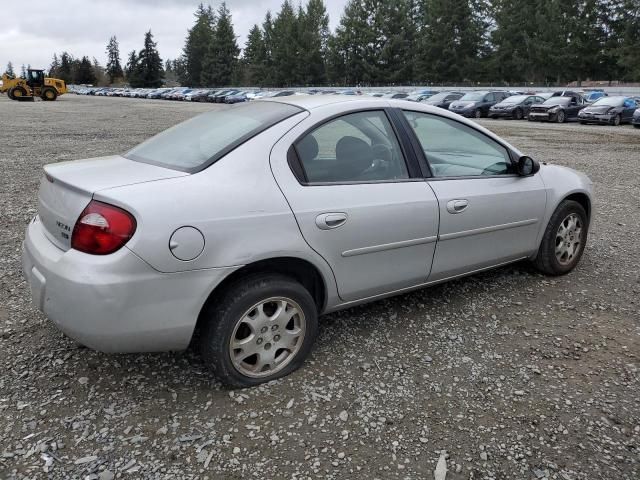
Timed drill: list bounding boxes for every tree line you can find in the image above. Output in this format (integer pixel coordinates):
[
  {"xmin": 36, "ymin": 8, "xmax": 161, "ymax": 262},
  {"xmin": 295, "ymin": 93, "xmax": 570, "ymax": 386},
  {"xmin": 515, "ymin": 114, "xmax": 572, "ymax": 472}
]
[
  {"xmin": 175, "ymin": 0, "xmax": 640, "ymax": 87},
  {"xmin": 4, "ymin": 0, "xmax": 639, "ymax": 88}
]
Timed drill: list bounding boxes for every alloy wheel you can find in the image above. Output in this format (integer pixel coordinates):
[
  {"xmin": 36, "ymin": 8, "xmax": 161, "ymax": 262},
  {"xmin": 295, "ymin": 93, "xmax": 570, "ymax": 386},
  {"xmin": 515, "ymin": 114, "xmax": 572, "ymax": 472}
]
[
  {"xmin": 555, "ymin": 213, "xmax": 583, "ymax": 266},
  {"xmin": 229, "ymin": 297, "xmax": 306, "ymax": 378}
]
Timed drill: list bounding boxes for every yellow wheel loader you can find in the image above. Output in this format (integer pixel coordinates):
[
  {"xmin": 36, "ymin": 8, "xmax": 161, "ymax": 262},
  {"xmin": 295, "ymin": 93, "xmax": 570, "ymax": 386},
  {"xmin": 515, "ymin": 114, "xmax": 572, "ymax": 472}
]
[{"xmin": 1, "ymin": 69, "xmax": 67, "ymax": 101}]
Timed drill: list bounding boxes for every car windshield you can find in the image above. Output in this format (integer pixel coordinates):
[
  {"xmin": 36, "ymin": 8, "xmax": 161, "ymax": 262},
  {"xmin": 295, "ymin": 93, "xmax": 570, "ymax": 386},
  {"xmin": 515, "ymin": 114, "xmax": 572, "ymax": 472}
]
[
  {"xmin": 543, "ymin": 97, "xmax": 570, "ymax": 106},
  {"xmin": 460, "ymin": 92, "xmax": 486, "ymax": 101},
  {"xmin": 501, "ymin": 95, "xmax": 528, "ymax": 104},
  {"xmin": 592, "ymin": 97, "xmax": 624, "ymax": 107},
  {"xmin": 125, "ymin": 102, "xmax": 303, "ymax": 172}
]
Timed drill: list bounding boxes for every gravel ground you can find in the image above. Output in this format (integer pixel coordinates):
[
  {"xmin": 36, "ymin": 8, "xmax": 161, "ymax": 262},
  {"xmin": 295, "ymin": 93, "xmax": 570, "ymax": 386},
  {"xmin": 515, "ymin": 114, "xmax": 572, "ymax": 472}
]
[{"xmin": 1, "ymin": 94, "xmax": 639, "ymax": 480}]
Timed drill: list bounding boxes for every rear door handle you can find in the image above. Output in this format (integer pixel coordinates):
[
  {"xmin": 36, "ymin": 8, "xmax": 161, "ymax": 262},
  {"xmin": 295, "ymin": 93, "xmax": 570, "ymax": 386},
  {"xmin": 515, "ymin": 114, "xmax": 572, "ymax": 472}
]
[
  {"xmin": 446, "ymin": 199, "xmax": 469, "ymax": 214},
  {"xmin": 316, "ymin": 213, "xmax": 348, "ymax": 230}
]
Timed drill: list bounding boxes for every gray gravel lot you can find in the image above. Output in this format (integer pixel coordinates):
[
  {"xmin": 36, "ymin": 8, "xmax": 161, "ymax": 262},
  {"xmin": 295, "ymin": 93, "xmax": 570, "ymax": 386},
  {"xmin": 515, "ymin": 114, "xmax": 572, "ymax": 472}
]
[{"xmin": 1, "ymin": 94, "xmax": 639, "ymax": 479}]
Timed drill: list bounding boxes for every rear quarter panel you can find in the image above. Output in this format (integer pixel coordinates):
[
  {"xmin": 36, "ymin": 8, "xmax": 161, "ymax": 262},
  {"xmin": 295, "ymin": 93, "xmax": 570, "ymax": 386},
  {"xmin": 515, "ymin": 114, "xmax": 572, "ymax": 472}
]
[{"xmin": 92, "ymin": 112, "xmax": 337, "ymax": 304}]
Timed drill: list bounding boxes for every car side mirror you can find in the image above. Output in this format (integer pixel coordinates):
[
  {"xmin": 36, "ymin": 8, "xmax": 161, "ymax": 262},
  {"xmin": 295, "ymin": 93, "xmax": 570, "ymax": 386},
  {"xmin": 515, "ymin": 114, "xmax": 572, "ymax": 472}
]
[{"xmin": 517, "ymin": 156, "xmax": 539, "ymax": 176}]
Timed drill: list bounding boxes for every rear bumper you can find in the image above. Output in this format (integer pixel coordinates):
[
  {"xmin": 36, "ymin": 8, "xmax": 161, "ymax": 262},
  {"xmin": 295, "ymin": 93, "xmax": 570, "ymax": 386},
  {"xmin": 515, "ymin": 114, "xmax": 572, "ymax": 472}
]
[{"xmin": 22, "ymin": 216, "xmax": 238, "ymax": 353}]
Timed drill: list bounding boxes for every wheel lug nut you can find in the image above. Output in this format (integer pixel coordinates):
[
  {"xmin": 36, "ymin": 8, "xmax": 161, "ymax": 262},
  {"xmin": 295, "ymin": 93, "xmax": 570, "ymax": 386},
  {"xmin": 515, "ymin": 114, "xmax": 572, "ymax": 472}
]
[
  {"xmin": 256, "ymin": 338, "xmax": 263, "ymax": 345},
  {"xmin": 274, "ymin": 335, "xmax": 280, "ymax": 341},
  {"xmin": 261, "ymin": 326, "xmax": 268, "ymax": 334},
  {"xmin": 272, "ymin": 325, "xmax": 278, "ymax": 331}
]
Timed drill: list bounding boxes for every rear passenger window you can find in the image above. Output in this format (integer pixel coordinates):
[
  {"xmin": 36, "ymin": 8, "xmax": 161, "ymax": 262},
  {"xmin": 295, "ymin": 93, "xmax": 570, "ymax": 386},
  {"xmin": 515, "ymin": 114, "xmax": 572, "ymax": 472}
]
[{"xmin": 294, "ymin": 111, "xmax": 409, "ymax": 184}]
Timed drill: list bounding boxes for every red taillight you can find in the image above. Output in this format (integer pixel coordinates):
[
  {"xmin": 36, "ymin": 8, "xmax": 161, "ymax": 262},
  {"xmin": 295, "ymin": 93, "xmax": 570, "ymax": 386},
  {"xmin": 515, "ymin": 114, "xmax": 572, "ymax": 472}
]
[{"xmin": 71, "ymin": 200, "xmax": 136, "ymax": 255}]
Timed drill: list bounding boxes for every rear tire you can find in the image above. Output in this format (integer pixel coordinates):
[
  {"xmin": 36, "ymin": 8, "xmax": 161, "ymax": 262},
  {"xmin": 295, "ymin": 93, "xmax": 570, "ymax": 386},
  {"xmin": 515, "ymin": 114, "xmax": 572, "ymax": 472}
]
[
  {"xmin": 533, "ymin": 200, "xmax": 588, "ymax": 276},
  {"xmin": 200, "ymin": 274, "xmax": 318, "ymax": 387},
  {"xmin": 634, "ymin": 124, "xmax": 640, "ymax": 129},
  {"xmin": 9, "ymin": 86, "xmax": 27, "ymax": 100}
]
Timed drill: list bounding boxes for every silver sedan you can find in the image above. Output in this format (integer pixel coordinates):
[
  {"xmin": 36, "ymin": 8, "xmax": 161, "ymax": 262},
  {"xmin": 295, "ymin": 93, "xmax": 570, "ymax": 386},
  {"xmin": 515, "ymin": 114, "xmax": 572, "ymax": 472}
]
[{"xmin": 22, "ymin": 96, "xmax": 593, "ymax": 386}]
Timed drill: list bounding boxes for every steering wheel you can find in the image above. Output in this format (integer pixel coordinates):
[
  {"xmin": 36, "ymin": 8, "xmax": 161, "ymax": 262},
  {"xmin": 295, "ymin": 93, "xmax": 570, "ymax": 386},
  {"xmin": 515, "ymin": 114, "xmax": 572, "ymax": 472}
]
[{"xmin": 361, "ymin": 143, "xmax": 394, "ymax": 179}]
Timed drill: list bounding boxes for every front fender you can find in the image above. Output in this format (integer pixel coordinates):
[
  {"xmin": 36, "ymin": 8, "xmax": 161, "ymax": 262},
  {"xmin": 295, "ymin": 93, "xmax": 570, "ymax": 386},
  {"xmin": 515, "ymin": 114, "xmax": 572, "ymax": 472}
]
[{"xmin": 535, "ymin": 164, "xmax": 594, "ymax": 251}]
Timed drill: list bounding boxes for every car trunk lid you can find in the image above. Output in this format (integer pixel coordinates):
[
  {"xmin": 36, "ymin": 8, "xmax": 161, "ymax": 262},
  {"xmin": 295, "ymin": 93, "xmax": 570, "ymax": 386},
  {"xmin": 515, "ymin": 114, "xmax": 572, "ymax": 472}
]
[{"xmin": 38, "ymin": 155, "xmax": 187, "ymax": 250}]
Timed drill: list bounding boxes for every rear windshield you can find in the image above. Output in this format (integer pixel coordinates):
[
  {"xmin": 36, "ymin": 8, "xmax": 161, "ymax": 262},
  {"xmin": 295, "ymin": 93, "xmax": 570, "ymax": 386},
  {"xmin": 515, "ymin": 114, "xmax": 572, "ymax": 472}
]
[{"xmin": 125, "ymin": 102, "xmax": 303, "ymax": 172}]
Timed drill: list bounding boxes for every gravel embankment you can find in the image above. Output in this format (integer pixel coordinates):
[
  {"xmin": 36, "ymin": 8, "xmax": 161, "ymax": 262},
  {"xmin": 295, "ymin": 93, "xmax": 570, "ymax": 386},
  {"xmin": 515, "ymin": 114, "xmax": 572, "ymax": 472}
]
[{"xmin": 0, "ymin": 94, "xmax": 638, "ymax": 479}]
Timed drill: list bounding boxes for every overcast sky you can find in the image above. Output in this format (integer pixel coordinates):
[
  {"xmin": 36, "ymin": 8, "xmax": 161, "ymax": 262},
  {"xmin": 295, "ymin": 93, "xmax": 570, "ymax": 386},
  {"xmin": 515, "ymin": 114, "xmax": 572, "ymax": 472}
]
[{"xmin": 0, "ymin": 0, "xmax": 347, "ymax": 71}]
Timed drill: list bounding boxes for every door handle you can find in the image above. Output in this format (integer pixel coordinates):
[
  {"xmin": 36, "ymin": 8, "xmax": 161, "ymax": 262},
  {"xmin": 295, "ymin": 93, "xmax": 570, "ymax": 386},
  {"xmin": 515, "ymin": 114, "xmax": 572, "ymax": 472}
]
[
  {"xmin": 446, "ymin": 199, "xmax": 469, "ymax": 214},
  {"xmin": 316, "ymin": 213, "xmax": 348, "ymax": 230}
]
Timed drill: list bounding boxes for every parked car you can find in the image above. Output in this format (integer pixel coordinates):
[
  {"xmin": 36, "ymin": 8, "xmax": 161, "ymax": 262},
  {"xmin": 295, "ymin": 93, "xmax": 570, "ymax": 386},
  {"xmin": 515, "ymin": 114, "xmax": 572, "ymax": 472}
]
[
  {"xmin": 578, "ymin": 96, "xmax": 638, "ymax": 126},
  {"xmin": 584, "ymin": 90, "xmax": 607, "ymax": 103},
  {"xmin": 528, "ymin": 95, "xmax": 587, "ymax": 123},
  {"xmin": 184, "ymin": 89, "xmax": 211, "ymax": 102},
  {"xmin": 146, "ymin": 88, "xmax": 171, "ymax": 99},
  {"xmin": 449, "ymin": 91, "xmax": 511, "ymax": 118},
  {"xmin": 225, "ymin": 92, "xmax": 248, "ymax": 104},
  {"xmin": 489, "ymin": 94, "xmax": 546, "ymax": 120},
  {"xmin": 405, "ymin": 93, "xmax": 434, "ymax": 102},
  {"xmin": 421, "ymin": 91, "xmax": 464, "ymax": 109},
  {"xmin": 268, "ymin": 90, "xmax": 296, "ymax": 98},
  {"xmin": 381, "ymin": 92, "xmax": 409, "ymax": 99},
  {"xmin": 209, "ymin": 89, "xmax": 239, "ymax": 103},
  {"xmin": 633, "ymin": 108, "xmax": 640, "ymax": 129},
  {"xmin": 23, "ymin": 96, "xmax": 593, "ymax": 387}
]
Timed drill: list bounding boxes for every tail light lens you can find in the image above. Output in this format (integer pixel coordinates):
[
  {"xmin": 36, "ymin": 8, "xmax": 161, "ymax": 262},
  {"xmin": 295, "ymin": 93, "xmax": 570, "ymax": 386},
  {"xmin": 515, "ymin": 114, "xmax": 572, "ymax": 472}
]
[{"xmin": 71, "ymin": 200, "xmax": 136, "ymax": 255}]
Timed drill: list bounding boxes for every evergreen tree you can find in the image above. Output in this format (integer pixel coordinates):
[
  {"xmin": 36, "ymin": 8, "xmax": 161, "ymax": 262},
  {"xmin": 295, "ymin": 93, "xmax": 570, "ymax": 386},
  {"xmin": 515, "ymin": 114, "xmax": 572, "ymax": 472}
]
[
  {"xmin": 133, "ymin": 30, "xmax": 164, "ymax": 88},
  {"xmin": 616, "ymin": 0, "xmax": 640, "ymax": 80},
  {"xmin": 201, "ymin": 2, "xmax": 239, "ymax": 86},
  {"xmin": 329, "ymin": 0, "xmax": 417, "ymax": 85},
  {"xmin": 182, "ymin": 3, "xmax": 215, "ymax": 86},
  {"xmin": 106, "ymin": 35, "xmax": 124, "ymax": 83},
  {"xmin": 375, "ymin": 0, "xmax": 417, "ymax": 84},
  {"xmin": 271, "ymin": 1, "xmax": 301, "ymax": 86},
  {"xmin": 243, "ymin": 24, "xmax": 267, "ymax": 85},
  {"xmin": 125, "ymin": 50, "xmax": 139, "ymax": 84},
  {"xmin": 327, "ymin": 0, "xmax": 372, "ymax": 85},
  {"xmin": 262, "ymin": 11, "xmax": 276, "ymax": 86},
  {"xmin": 75, "ymin": 56, "xmax": 96, "ymax": 84},
  {"xmin": 4, "ymin": 61, "xmax": 14, "ymax": 78},
  {"xmin": 416, "ymin": 0, "xmax": 485, "ymax": 83},
  {"xmin": 20, "ymin": 64, "xmax": 26, "ymax": 78},
  {"xmin": 298, "ymin": 0, "xmax": 330, "ymax": 85},
  {"xmin": 49, "ymin": 54, "xmax": 60, "ymax": 78},
  {"xmin": 58, "ymin": 52, "xmax": 74, "ymax": 83}
]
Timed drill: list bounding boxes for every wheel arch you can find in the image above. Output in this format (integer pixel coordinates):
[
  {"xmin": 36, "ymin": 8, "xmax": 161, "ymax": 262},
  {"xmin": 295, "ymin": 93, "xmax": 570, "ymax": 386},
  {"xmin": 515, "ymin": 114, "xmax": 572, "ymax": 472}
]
[
  {"xmin": 194, "ymin": 256, "xmax": 328, "ymax": 339},
  {"xmin": 563, "ymin": 192, "xmax": 591, "ymax": 221}
]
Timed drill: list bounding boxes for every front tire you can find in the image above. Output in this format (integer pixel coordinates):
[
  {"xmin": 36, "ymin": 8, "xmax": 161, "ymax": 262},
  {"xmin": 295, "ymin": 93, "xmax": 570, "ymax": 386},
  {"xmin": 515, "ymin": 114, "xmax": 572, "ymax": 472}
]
[
  {"xmin": 556, "ymin": 110, "xmax": 566, "ymax": 123},
  {"xmin": 514, "ymin": 108, "xmax": 523, "ymax": 120},
  {"xmin": 200, "ymin": 274, "xmax": 318, "ymax": 387},
  {"xmin": 474, "ymin": 109, "xmax": 482, "ymax": 119},
  {"xmin": 533, "ymin": 200, "xmax": 588, "ymax": 276},
  {"xmin": 611, "ymin": 114, "xmax": 621, "ymax": 126}
]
